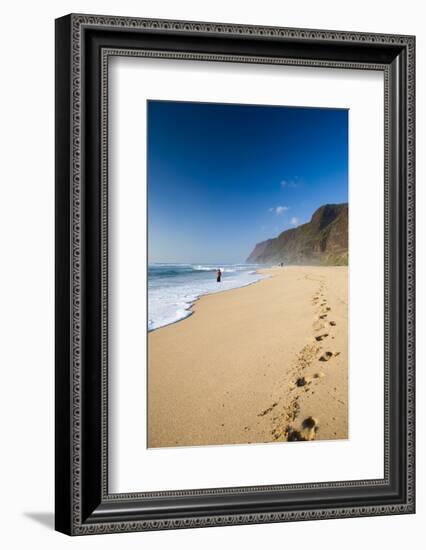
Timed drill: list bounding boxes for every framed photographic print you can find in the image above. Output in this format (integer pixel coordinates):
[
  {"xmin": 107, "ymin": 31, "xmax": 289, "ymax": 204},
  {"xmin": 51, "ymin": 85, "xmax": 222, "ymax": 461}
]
[{"xmin": 55, "ymin": 14, "xmax": 415, "ymax": 535}]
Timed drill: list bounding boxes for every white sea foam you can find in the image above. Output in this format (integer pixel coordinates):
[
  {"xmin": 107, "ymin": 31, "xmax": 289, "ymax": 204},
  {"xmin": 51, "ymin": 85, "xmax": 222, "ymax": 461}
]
[
  {"xmin": 193, "ymin": 265, "xmax": 237, "ymax": 273},
  {"xmin": 148, "ymin": 263, "xmax": 265, "ymax": 331}
]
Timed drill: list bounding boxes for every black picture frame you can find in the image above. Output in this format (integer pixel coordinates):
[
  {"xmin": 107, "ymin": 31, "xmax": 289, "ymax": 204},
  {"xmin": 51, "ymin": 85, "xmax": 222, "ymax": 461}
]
[{"xmin": 55, "ymin": 13, "xmax": 415, "ymax": 535}]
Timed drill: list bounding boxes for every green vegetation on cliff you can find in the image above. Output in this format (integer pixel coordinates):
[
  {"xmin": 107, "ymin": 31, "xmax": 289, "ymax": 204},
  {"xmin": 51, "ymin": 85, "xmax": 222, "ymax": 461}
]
[{"xmin": 246, "ymin": 203, "xmax": 348, "ymax": 266}]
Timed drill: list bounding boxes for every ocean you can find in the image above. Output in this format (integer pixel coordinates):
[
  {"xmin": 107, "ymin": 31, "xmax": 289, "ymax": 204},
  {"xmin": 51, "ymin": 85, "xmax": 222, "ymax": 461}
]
[{"xmin": 148, "ymin": 263, "xmax": 266, "ymax": 331}]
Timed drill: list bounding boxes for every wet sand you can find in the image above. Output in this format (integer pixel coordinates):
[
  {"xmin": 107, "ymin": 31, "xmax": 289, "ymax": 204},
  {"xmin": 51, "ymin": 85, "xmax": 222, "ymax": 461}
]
[{"xmin": 148, "ymin": 266, "xmax": 348, "ymax": 448}]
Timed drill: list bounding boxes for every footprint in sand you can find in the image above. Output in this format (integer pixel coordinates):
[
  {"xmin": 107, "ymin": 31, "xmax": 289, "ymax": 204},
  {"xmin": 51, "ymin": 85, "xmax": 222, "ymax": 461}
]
[
  {"xmin": 329, "ymin": 321, "xmax": 337, "ymax": 326},
  {"xmin": 319, "ymin": 351, "xmax": 334, "ymax": 362},
  {"xmin": 319, "ymin": 314, "xmax": 328, "ymax": 320},
  {"xmin": 286, "ymin": 417, "xmax": 319, "ymax": 441},
  {"xmin": 315, "ymin": 333, "xmax": 329, "ymax": 342},
  {"xmin": 295, "ymin": 372, "xmax": 324, "ymax": 388},
  {"xmin": 301, "ymin": 416, "xmax": 319, "ymax": 439},
  {"xmin": 313, "ymin": 320, "xmax": 325, "ymax": 331}
]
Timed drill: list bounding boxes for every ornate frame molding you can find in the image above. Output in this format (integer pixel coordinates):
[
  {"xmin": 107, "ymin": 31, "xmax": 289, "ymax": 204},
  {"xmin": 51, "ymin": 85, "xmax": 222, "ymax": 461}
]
[{"xmin": 55, "ymin": 14, "xmax": 415, "ymax": 535}]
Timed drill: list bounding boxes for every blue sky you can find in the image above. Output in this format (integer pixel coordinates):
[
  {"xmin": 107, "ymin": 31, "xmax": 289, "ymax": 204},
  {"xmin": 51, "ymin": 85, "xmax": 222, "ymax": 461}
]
[{"xmin": 148, "ymin": 100, "xmax": 348, "ymax": 264}]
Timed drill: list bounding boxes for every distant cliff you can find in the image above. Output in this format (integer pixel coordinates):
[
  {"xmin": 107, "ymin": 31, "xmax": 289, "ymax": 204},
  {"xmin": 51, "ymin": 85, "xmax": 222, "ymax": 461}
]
[{"xmin": 247, "ymin": 203, "xmax": 348, "ymax": 266}]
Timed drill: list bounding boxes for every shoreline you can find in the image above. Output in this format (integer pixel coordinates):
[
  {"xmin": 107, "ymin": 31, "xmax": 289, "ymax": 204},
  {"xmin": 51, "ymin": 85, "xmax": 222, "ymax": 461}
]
[
  {"xmin": 147, "ymin": 266, "xmax": 269, "ymax": 332},
  {"xmin": 148, "ymin": 265, "xmax": 348, "ymax": 448}
]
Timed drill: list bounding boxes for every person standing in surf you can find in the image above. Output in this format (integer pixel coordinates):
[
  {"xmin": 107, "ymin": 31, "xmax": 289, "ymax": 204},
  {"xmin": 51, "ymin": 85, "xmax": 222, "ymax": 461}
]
[{"xmin": 216, "ymin": 268, "xmax": 222, "ymax": 283}]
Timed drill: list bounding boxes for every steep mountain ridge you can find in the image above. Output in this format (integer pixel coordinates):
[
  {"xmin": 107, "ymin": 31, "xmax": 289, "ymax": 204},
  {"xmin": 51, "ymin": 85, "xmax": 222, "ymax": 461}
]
[{"xmin": 246, "ymin": 203, "xmax": 348, "ymax": 266}]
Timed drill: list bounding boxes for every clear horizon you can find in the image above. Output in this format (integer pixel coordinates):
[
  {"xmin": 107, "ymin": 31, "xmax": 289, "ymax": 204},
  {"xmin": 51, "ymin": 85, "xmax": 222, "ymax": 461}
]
[{"xmin": 148, "ymin": 100, "xmax": 348, "ymax": 264}]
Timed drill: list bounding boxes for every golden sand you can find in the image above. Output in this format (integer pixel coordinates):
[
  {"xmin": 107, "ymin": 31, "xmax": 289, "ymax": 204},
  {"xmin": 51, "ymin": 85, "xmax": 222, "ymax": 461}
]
[{"xmin": 148, "ymin": 266, "xmax": 348, "ymax": 448}]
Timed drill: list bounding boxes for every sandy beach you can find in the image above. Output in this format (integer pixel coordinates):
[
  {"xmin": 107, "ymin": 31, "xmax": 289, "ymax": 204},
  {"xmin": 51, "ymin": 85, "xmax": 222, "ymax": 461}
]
[{"xmin": 148, "ymin": 266, "xmax": 348, "ymax": 448}]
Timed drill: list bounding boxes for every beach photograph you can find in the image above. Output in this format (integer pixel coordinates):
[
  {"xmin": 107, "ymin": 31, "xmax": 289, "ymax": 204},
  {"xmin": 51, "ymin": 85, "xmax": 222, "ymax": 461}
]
[{"xmin": 147, "ymin": 100, "xmax": 348, "ymax": 448}]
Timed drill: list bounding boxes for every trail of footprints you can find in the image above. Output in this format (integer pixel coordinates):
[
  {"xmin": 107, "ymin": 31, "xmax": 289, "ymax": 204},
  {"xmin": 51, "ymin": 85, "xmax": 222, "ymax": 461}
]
[{"xmin": 258, "ymin": 277, "xmax": 341, "ymax": 443}]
